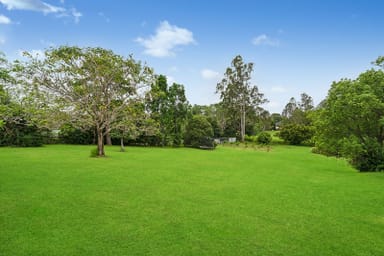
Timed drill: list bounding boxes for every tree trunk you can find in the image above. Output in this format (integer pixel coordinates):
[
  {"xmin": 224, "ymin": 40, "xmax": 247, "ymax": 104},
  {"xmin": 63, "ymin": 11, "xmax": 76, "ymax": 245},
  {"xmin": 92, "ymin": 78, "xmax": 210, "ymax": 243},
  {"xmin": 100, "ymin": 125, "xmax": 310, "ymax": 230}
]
[
  {"xmin": 97, "ymin": 129, "xmax": 105, "ymax": 157},
  {"xmin": 240, "ymin": 105, "xmax": 246, "ymax": 142},
  {"xmin": 105, "ymin": 133, "xmax": 112, "ymax": 145},
  {"xmin": 120, "ymin": 137, "xmax": 125, "ymax": 152}
]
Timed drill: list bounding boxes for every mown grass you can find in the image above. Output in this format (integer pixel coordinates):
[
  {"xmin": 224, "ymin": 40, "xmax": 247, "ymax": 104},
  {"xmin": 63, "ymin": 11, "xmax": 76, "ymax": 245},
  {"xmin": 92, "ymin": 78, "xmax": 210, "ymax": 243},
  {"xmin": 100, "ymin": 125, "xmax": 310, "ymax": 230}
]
[{"xmin": 0, "ymin": 145, "xmax": 383, "ymax": 255}]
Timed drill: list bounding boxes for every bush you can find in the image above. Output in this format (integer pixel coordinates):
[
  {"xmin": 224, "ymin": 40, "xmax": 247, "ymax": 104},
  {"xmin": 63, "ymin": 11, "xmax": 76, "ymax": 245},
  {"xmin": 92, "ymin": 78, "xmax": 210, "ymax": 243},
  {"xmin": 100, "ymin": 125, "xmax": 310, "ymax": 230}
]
[
  {"xmin": 256, "ymin": 132, "xmax": 272, "ymax": 145},
  {"xmin": 59, "ymin": 123, "xmax": 94, "ymax": 144},
  {"xmin": 0, "ymin": 116, "xmax": 44, "ymax": 147},
  {"xmin": 184, "ymin": 115, "xmax": 215, "ymax": 149},
  {"xmin": 244, "ymin": 134, "xmax": 257, "ymax": 143},
  {"xmin": 279, "ymin": 124, "xmax": 314, "ymax": 145},
  {"xmin": 341, "ymin": 137, "xmax": 384, "ymax": 172},
  {"xmin": 20, "ymin": 134, "xmax": 44, "ymax": 147}
]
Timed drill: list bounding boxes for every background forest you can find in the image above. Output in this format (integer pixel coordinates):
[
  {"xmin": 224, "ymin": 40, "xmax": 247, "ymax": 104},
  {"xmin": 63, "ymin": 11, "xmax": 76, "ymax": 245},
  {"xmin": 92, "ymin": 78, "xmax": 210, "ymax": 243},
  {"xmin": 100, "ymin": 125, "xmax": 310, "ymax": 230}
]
[{"xmin": 1, "ymin": 48, "xmax": 384, "ymax": 171}]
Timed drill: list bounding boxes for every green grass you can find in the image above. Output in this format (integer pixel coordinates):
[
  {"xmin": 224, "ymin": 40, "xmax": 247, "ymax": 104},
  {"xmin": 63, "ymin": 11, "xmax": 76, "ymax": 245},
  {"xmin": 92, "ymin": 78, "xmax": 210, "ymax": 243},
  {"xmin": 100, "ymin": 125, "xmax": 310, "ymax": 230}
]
[{"xmin": 1, "ymin": 145, "xmax": 383, "ymax": 256}]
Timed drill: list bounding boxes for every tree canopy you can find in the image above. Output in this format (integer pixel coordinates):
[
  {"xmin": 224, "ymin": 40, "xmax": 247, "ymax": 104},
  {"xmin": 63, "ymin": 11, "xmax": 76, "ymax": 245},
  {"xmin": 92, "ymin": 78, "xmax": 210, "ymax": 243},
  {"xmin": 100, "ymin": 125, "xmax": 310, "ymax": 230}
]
[
  {"xmin": 216, "ymin": 55, "xmax": 267, "ymax": 141},
  {"xmin": 4, "ymin": 44, "xmax": 384, "ymax": 170},
  {"xmin": 184, "ymin": 115, "xmax": 214, "ymax": 149},
  {"xmin": 23, "ymin": 46, "xmax": 153, "ymax": 156},
  {"xmin": 314, "ymin": 64, "xmax": 384, "ymax": 171},
  {"xmin": 145, "ymin": 75, "xmax": 189, "ymax": 146}
]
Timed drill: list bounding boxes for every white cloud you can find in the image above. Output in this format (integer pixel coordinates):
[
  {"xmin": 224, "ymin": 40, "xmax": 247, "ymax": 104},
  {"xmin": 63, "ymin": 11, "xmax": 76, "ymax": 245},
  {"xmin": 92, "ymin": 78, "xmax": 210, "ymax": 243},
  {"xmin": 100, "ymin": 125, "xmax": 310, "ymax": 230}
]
[
  {"xmin": 201, "ymin": 69, "xmax": 220, "ymax": 80},
  {"xmin": 0, "ymin": 37, "xmax": 5, "ymax": 44},
  {"xmin": 136, "ymin": 21, "xmax": 195, "ymax": 57},
  {"xmin": 0, "ymin": 14, "xmax": 11, "ymax": 24},
  {"xmin": 0, "ymin": 0, "xmax": 65, "ymax": 14},
  {"xmin": 0, "ymin": 0, "xmax": 82, "ymax": 23},
  {"xmin": 98, "ymin": 12, "xmax": 110, "ymax": 23},
  {"xmin": 270, "ymin": 86, "xmax": 287, "ymax": 93},
  {"xmin": 252, "ymin": 34, "xmax": 279, "ymax": 47},
  {"xmin": 71, "ymin": 8, "xmax": 82, "ymax": 24}
]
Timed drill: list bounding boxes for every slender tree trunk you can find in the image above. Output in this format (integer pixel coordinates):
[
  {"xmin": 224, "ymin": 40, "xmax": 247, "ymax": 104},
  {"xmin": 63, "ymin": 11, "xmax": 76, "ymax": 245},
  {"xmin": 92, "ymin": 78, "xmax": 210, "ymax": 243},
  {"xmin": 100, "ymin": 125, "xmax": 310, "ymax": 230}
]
[
  {"xmin": 97, "ymin": 128, "xmax": 105, "ymax": 157},
  {"xmin": 240, "ymin": 105, "xmax": 246, "ymax": 142},
  {"xmin": 120, "ymin": 137, "xmax": 125, "ymax": 152},
  {"xmin": 243, "ymin": 108, "xmax": 246, "ymax": 140}
]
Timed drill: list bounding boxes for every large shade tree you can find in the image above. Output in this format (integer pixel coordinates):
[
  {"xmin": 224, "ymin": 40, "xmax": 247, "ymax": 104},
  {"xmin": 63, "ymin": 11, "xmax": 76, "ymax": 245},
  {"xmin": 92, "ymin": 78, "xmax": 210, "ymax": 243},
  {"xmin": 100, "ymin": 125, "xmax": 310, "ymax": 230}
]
[
  {"xmin": 216, "ymin": 55, "xmax": 267, "ymax": 141},
  {"xmin": 314, "ymin": 57, "xmax": 384, "ymax": 171},
  {"xmin": 25, "ymin": 46, "xmax": 152, "ymax": 156}
]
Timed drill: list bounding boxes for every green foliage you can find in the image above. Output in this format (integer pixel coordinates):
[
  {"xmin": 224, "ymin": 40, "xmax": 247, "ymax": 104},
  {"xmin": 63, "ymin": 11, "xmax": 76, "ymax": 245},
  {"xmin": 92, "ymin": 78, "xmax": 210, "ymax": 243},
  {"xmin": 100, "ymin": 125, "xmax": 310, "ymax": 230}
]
[
  {"xmin": 279, "ymin": 124, "xmax": 314, "ymax": 145},
  {"xmin": 145, "ymin": 75, "xmax": 189, "ymax": 146},
  {"xmin": 244, "ymin": 134, "xmax": 256, "ymax": 142},
  {"xmin": 256, "ymin": 131, "xmax": 272, "ymax": 145},
  {"xmin": 313, "ymin": 65, "xmax": 384, "ymax": 171},
  {"xmin": 282, "ymin": 97, "xmax": 298, "ymax": 119},
  {"xmin": 0, "ymin": 116, "xmax": 44, "ymax": 147},
  {"xmin": 184, "ymin": 115, "xmax": 215, "ymax": 149},
  {"xmin": 111, "ymin": 99, "xmax": 160, "ymax": 150},
  {"xmin": 342, "ymin": 137, "xmax": 384, "ymax": 172},
  {"xmin": 167, "ymin": 83, "xmax": 189, "ymax": 146},
  {"xmin": 24, "ymin": 46, "xmax": 153, "ymax": 156},
  {"xmin": 0, "ymin": 55, "xmax": 46, "ymax": 147},
  {"xmin": 0, "ymin": 52, "xmax": 13, "ymax": 86},
  {"xmin": 270, "ymin": 113, "xmax": 282, "ymax": 130},
  {"xmin": 372, "ymin": 55, "xmax": 384, "ymax": 69},
  {"xmin": 282, "ymin": 93, "xmax": 313, "ymax": 126},
  {"xmin": 59, "ymin": 123, "xmax": 94, "ymax": 144},
  {"xmin": 216, "ymin": 55, "xmax": 267, "ymax": 141}
]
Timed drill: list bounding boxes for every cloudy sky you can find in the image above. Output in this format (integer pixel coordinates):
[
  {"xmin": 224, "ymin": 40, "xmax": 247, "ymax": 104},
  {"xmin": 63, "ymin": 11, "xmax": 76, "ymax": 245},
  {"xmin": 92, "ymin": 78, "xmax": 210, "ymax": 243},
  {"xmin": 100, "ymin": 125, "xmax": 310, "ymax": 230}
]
[{"xmin": 1, "ymin": 0, "xmax": 383, "ymax": 113}]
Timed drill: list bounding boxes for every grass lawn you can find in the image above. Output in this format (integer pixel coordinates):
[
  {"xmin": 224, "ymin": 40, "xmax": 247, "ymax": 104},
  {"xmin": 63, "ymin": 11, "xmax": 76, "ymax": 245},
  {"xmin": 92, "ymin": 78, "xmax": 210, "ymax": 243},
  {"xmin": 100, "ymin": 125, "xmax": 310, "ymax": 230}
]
[{"xmin": 1, "ymin": 145, "xmax": 383, "ymax": 256}]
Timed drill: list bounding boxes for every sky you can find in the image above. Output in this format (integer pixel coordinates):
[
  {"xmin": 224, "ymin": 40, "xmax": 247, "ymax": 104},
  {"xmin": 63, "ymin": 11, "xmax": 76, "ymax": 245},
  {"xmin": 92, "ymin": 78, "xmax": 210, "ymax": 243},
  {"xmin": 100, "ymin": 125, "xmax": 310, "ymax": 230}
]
[{"xmin": 1, "ymin": 0, "xmax": 383, "ymax": 113}]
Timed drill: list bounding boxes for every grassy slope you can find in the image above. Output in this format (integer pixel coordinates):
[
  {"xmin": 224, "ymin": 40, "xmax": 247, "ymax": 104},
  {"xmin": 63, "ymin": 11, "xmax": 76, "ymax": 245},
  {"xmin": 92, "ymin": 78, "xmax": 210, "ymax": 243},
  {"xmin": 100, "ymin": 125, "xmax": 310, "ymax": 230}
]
[{"xmin": 0, "ymin": 145, "xmax": 383, "ymax": 256}]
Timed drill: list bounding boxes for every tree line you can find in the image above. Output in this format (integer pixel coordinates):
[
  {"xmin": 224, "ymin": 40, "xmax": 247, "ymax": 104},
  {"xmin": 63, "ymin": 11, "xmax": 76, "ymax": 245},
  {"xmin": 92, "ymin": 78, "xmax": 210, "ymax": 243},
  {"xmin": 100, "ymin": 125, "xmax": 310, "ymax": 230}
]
[
  {"xmin": 0, "ymin": 48, "xmax": 270, "ymax": 156},
  {"xmin": 1, "ymin": 46, "xmax": 384, "ymax": 171}
]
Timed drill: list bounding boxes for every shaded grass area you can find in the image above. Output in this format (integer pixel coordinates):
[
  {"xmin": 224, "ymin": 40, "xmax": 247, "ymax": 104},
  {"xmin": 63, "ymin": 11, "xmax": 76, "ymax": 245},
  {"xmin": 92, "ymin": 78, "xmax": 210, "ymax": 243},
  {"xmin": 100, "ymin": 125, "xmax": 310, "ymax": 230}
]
[{"xmin": 0, "ymin": 145, "xmax": 383, "ymax": 255}]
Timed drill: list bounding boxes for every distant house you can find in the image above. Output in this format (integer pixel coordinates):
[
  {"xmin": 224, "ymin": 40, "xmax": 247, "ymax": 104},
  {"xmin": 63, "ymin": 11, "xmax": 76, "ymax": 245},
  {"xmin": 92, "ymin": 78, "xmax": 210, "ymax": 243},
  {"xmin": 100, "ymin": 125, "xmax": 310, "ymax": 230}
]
[
  {"xmin": 214, "ymin": 137, "xmax": 237, "ymax": 144},
  {"xmin": 228, "ymin": 137, "xmax": 236, "ymax": 143}
]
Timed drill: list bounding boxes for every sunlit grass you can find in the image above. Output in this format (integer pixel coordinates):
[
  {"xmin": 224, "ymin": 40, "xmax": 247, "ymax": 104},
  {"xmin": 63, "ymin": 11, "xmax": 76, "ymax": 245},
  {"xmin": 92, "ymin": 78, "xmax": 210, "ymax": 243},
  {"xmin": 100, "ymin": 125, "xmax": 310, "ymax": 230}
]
[{"xmin": 0, "ymin": 145, "xmax": 383, "ymax": 255}]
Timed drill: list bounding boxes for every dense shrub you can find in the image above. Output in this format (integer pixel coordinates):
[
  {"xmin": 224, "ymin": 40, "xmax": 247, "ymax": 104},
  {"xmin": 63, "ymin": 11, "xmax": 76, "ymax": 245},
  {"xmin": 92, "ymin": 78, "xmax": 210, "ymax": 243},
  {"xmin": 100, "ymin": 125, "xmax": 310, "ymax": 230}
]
[
  {"xmin": 184, "ymin": 115, "xmax": 215, "ymax": 149},
  {"xmin": 244, "ymin": 134, "xmax": 256, "ymax": 142},
  {"xmin": 279, "ymin": 124, "xmax": 314, "ymax": 145},
  {"xmin": 312, "ymin": 67, "xmax": 384, "ymax": 171},
  {"xmin": 59, "ymin": 123, "xmax": 94, "ymax": 145},
  {"xmin": 256, "ymin": 132, "xmax": 272, "ymax": 145},
  {"xmin": 0, "ymin": 116, "xmax": 44, "ymax": 147},
  {"xmin": 340, "ymin": 137, "xmax": 384, "ymax": 172}
]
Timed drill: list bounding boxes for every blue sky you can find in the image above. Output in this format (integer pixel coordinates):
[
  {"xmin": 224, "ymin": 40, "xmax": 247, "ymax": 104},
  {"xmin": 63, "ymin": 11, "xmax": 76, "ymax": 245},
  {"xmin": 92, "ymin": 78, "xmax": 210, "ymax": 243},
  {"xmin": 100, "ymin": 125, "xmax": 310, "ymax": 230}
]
[{"xmin": 1, "ymin": 0, "xmax": 383, "ymax": 113}]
